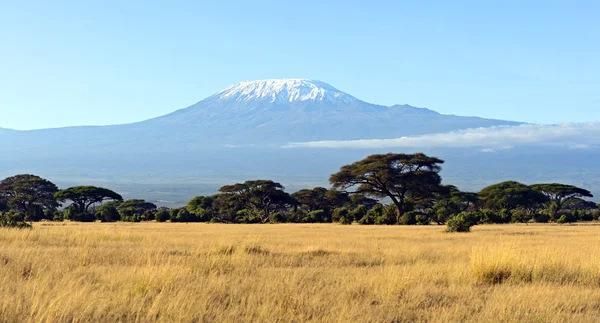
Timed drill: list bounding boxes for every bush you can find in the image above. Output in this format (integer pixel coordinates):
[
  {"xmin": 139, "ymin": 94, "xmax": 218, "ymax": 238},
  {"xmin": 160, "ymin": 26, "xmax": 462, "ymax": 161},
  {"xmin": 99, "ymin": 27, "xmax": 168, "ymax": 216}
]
[
  {"xmin": 331, "ymin": 208, "xmax": 347, "ymax": 223},
  {"xmin": 416, "ymin": 214, "xmax": 430, "ymax": 225},
  {"xmin": 557, "ymin": 214, "xmax": 576, "ymax": 224},
  {"xmin": 511, "ymin": 208, "xmax": 532, "ymax": 223},
  {"xmin": 122, "ymin": 214, "xmax": 142, "ymax": 222},
  {"xmin": 339, "ymin": 213, "xmax": 353, "ymax": 225},
  {"xmin": 592, "ymin": 210, "xmax": 600, "ymax": 221},
  {"xmin": 399, "ymin": 211, "xmax": 417, "ymax": 225},
  {"xmin": 472, "ymin": 209, "xmax": 497, "ymax": 224},
  {"xmin": 170, "ymin": 208, "xmax": 199, "ymax": 222},
  {"xmin": 348, "ymin": 205, "xmax": 367, "ymax": 222},
  {"xmin": 533, "ymin": 212, "xmax": 550, "ymax": 223},
  {"xmin": 305, "ymin": 210, "xmax": 327, "ymax": 223},
  {"xmin": 64, "ymin": 208, "xmax": 95, "ymax": 222},
  {"xmin": 0, "ymin": 211, "xmax": 31, "ymax": 229},
  {"xmin": 72, "ymin": 212, "xmax": 96, "ymax": 222},
  {"xmin": 446, "ymin": 212, "xmax": 474, "ymax": 232},
  {"xmin": 269, "ymin": 212, "xmax": 287, "ymax": 223},
  {"xmin": 155, "ymin": 209, "xmax": 170, "ymax": 222},
  {"xmin": 573, "ymin": 210, "xmax": 594, "ymax": 222},
  {"xmin": 376, "ymin": 205, "xmax": 397, "ymax": 225},
  {"xmin": 95, "ymin": 205, "xmax": 120, "ymax": 222},
  {"xmin": 53, "ymin": 210, "xmax": 65, "ymax": 221}
]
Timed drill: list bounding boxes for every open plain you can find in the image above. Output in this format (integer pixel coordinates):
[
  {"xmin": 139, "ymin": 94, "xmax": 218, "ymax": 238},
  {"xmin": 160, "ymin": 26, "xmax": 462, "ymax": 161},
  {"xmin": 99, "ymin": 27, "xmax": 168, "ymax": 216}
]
[{"xmin": 1, "ymin": 223, "xmax": 600, "ymax": 322}]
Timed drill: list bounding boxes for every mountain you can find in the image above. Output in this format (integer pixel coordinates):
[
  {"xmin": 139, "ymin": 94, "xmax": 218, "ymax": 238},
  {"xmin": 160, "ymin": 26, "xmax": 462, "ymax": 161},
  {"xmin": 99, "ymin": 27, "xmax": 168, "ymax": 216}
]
[
  {"xmin": 140, "ymin": 79, "xmax": 520, "ymax": 144},
  {"xmin": 0, "ymin": 79, "xmax": 597, "ymax": 205}
]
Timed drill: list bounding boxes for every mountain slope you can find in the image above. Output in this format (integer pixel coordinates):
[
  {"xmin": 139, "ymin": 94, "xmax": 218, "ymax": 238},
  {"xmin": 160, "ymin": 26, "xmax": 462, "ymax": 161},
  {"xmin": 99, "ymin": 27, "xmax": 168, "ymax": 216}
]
[{"xmin": 140, "ymin": 79, "xmax": 521, "ymax": 144}]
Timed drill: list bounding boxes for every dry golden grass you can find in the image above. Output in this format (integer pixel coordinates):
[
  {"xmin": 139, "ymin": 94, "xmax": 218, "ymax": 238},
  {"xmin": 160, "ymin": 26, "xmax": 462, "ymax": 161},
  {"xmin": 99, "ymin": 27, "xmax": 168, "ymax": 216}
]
[{"xmin": 1, "ymin": 222, "xmax": 600, "ymax": 322}]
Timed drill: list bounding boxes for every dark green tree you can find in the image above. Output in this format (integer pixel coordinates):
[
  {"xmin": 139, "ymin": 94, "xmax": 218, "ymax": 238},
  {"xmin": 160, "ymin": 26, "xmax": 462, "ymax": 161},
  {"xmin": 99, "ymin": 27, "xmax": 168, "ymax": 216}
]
[
  {"xmin": 118, "ymin": 199, "xmax": 157, "ymax": 213},
  {"xmin": 329, "ymin": 153, "xmax": 445, "ymax": 223},
  {"xmin": 478, "ymin": 181, "xmax": 547, "ymax": 212},
  {"xmin": 186, "ymin": 196, "xmax": 215, "ymax": 222},
  {"xmin": 0, "ymin": 174, "xmax": 59, "ymax": 220},
  {"xmin": 218, "ymin": 180, "xmax": 295, "ymax": 223},
  {"xmin": 55, "ymin": 186, "xmax": 123, "ymax": 213},
  {"xmin": 95, "ymin": 203, "xmax": 121, "ymax": 222},
  {"xmin": 292, "ymin": 187, "xmax": 331, "ymax": 212},
  {"xmin": 118, "ymin": 199, "xmax": 156, "ymax": 221},
  {"xmin": 155, "ymin": 208, "xmax": 170, "ymax": 222},
  {"xmin": 531, "ymin": 183, "xmax": 593, "ymax": 217}
]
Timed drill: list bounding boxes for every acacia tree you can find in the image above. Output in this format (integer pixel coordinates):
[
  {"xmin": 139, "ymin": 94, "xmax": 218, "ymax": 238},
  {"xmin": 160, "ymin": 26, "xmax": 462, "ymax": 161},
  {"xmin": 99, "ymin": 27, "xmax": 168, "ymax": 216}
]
[
  {"xmin": 55, "ymin": 186, "xmax": 123, "ymax": 213},
  {"xmin": 0, "ymin": 174, "xmax": 59, "ymax": 219},
  {"xmin": 218, "ymin": 180, "xmax": 295, "ymax": 223},
  {"xmin": 118, "ymin": 199, "xmax": 157, "ymax": 213},
  {"xmin": 329, "ymin": 153, "xmax": 445, "ymax": 223},
  {"xmin": 478, "ymin": 181, "xmax": 547, "ymax": 212},
  {"xmin": 531, "ymin": 183, "xmax": 593, "ymax": 216}
]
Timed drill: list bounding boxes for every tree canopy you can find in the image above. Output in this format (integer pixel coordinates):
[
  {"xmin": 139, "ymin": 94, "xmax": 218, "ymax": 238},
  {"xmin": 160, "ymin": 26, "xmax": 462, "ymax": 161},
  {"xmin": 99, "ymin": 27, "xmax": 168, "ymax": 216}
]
[
  {"xmin": 218, "ymin": 180, "xmax": 295, "ymax": 223},
  {"xmin": 55, "ymin": 186, "xmax": 123, "ymax": 213},
  {"xmin": 0, "ymin": 174, "xmax": 59, "ymax": 218},
  {"xmin": 478, "ymin": 181, "xmax": 547, "ymax": 211},
  {"xmin": 329, "ymin": 153, "xmax": 444, "ymax": 223},
  {"xmin": 531, "ymin": 183, "xmax": 593, "ymax": 215}
]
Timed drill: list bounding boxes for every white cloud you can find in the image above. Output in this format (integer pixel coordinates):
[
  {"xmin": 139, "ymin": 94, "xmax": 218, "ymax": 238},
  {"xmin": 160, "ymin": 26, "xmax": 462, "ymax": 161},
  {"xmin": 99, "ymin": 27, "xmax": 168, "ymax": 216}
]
[{"xmin": 283, "ymin": 123, "xmax": 600, "ymax": 149}]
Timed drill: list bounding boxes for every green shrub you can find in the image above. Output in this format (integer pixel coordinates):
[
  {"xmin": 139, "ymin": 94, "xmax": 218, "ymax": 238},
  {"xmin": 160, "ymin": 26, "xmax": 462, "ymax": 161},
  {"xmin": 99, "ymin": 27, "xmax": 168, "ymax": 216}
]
[
  {"xmin": 95, "ymin": 205, "xmax": 120, "ymax": 222},
  {"xmin": 511, "ymin": 208, "xmax": 532, "ymax": 223},
  {"xmin": 376, "ymin": 205, "xmax": 397, "ymax": 225},
  {"xmin": 339, "ymin": 213, "xmax": 353, "ymax": 225},
  {"xmin": 53, "ymin": 210, "xmax": 64, "ymax": 221},
  {"xmin": 348, "ymin": 205, "xmax": 367, "ymax": 222},
  {"xmin": 557, "ymin": 214, "xmax": 576, "ymax": 224},
  {"xmin": 533, "ymin": 212, "xmax": 550, "ymax": 223},
  {"xmin": 399, "ymin": 211, "xmax": 417, "ymax": 225},
  {"xmin": 473, "ymin": 209, "xmax": 500, "ymax": 224},
  {"xmin": 592, "ymin": 210, "xmax": 600, "ymax": 221},
  {"xmin": 573, "ymin": 210, "xmax": 594, "ymax": 222},
  {"xmin": 269, "ymin": 212, "xmax": 287, "ymax": 223},
  {"xmin": 416, "ymin": 214, "xmax": 430, "ymax": 225},
  {"xmin": 0, "ymin": 211, "xmax": 31, "ymax": 229},
  {"xmin": 170, "ymin": 208, "xmax": 199, "ymax": 222},
  {"xmin": 74, "ymin": 212, "xmax": 96, "ymax": 222},
  {"xmin": 358, "ymin": 205, "xmax": 379, "ymax": 225},
  {"xmin": 446, "ymin": 212, "xmax": 474, "ymax": 232},
  {"xmin": 305, "ymin": 209, "xmax": 327, "ymax": 223},
  {"xmin": 64, "ymin": 208, "xmax": 95, "ymax": 222},
  {"xmin": 155, "ymin": 209, "xmax": 170, "ymax": 222}
]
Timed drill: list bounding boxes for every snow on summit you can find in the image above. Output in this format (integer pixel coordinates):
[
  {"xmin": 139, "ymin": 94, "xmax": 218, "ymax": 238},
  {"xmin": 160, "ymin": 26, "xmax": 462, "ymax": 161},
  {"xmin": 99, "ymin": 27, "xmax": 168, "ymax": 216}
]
[{"xmin": 214, "ymin": 79, "xmax": 358, "ymax": 104}]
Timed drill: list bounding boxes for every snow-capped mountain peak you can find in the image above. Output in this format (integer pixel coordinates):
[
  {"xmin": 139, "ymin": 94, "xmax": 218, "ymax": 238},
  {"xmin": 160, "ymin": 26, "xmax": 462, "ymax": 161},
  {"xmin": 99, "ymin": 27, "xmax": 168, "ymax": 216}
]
[{"xmin": 213, "ymin": 79, "xmax": 358, "ymax": 104}]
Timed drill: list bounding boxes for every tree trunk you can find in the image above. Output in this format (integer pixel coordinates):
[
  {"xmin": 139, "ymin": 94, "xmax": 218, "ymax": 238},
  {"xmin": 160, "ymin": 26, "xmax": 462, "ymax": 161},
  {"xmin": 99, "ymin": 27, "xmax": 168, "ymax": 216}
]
[{"xmin": 391, "ymin": 198, "xmax": 403, "ymax": 224}]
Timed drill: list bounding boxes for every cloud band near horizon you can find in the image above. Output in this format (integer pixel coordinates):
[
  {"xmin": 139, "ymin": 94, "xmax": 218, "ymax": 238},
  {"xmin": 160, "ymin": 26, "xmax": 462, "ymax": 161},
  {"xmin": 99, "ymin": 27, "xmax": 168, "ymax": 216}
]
[{"xmin": 283, "ymin": 123, "xmax": 600, "ymax": 150}]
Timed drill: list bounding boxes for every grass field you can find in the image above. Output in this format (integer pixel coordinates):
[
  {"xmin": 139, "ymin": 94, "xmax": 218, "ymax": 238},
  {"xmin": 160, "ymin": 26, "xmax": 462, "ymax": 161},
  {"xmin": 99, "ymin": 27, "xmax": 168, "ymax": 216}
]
[{"xmin": 1, "ymin": 223, "xmax": 600, "ymax": 322}]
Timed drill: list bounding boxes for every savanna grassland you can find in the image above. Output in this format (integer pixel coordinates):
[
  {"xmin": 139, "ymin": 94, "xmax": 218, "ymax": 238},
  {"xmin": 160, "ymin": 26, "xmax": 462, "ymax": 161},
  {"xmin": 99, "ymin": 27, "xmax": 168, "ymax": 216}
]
[{"xmin": 1, "ymin": 223, "xmax": 600, "ymax": 322}]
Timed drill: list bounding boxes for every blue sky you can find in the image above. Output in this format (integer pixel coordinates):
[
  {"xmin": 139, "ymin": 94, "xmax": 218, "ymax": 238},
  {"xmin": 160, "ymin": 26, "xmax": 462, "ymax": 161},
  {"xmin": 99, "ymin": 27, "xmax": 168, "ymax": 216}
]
[{"xmin": 1, "ymin": 0, "xmax": 599, "ymax": 130}]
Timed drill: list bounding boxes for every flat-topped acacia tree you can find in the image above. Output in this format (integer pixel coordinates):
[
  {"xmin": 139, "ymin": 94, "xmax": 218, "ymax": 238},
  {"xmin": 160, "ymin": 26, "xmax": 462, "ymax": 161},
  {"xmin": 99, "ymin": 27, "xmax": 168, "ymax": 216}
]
[
  {"xmin": 218, "ymin": 180, "xmax": 295, "ymax": 223},
  {"xmin": 55, "ymin": 186, "xmax": 123, "ymax": 213},
  {"xmin": 329, "ymin": 153, "xmax": 445, "ymax": 224},
  {"xmin": 531, "ymin": 183, "xmax": 593, "ymax": 216},
  {"xmin": 0, "ymin": 174, "xmax": 59, "ymax": 217}
]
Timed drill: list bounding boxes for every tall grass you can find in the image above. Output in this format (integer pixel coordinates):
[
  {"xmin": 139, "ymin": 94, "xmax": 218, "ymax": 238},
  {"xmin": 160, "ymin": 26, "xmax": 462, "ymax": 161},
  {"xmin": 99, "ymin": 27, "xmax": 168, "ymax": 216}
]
[{"xmin": 0, "ymin": 223, "xmax": 600, "ymax": 322}]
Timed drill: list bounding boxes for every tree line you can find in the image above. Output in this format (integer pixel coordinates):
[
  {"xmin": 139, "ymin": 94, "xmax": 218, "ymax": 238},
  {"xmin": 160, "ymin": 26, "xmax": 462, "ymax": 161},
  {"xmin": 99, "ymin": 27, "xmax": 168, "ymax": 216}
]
[{"xmin": 1, "ymin": 153, "xmax": 597, "ymax": 230}]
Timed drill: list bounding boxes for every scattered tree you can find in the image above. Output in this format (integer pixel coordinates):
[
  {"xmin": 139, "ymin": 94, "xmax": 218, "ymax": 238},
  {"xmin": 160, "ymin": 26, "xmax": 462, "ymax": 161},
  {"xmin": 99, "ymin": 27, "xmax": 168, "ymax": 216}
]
[
  {"xmin": 531, "ymin": 183, "xmax": 593, "ymax": 217},
  {"xmin": 329, "ymin": 153, "xmax": 444, "ymax": 223},
  {"xmin": 55, "ymin": 186, "xmax": 122, "ymax": 213},
  {"xmin": 0, "ymin": 174, "xmax": 59, "ymax": 220},
  {"xmin": 478, "ymin": 181, "xmax": 547, "ymax": 212}
]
